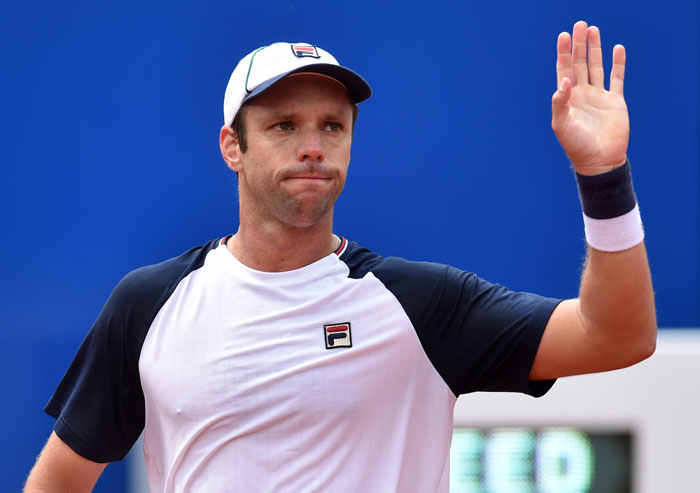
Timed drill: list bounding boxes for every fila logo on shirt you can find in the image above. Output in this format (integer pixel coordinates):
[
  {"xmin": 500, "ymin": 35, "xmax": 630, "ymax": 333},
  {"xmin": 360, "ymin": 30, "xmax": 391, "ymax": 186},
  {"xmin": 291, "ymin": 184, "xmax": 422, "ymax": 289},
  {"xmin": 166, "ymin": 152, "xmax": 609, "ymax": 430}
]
[{"xmin": 324, "ymin": 322, "xmax": 352, "ymax": 349}]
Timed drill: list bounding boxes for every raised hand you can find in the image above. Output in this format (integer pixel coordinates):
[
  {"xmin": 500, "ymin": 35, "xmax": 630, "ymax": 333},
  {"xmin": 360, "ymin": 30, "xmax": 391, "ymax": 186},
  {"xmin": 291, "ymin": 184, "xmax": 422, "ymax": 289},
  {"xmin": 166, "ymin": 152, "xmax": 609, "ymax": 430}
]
[{"xmin": 551, "ymin": 21, "xmax": 629, "ymax": 176}]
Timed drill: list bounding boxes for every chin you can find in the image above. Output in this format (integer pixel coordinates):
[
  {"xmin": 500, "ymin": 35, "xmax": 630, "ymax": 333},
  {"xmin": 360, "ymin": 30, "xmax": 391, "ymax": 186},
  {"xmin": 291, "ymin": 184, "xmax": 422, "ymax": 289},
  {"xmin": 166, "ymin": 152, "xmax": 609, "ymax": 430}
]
[{"xmin": 280, "ymin": 200, "xmax": 335, "ymax": 228}]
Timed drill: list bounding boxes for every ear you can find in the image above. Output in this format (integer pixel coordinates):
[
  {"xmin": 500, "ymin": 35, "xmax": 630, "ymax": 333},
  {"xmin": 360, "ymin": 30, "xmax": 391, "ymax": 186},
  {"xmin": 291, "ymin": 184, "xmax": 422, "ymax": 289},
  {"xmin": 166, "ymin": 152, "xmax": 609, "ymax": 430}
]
[{"xmin": 220, "ymin": 125, "xmax": 243, "ymax": 173}]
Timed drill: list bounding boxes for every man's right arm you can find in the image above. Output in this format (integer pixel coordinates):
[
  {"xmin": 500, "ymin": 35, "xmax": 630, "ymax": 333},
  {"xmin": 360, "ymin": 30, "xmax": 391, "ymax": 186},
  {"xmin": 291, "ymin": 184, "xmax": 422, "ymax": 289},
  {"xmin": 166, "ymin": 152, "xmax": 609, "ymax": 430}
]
[{"xmin": 24, "ymin": 431, "xmax": 107, "ymax": 492}]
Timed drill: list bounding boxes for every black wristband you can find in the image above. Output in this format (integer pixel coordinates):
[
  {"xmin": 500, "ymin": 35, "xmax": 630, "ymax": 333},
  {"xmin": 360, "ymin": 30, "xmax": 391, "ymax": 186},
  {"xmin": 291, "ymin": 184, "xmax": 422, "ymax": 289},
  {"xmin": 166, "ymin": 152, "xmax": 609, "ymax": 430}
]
[{"xmin": 576, "ymin": 161, "xmax": 637, "ymax": 219}]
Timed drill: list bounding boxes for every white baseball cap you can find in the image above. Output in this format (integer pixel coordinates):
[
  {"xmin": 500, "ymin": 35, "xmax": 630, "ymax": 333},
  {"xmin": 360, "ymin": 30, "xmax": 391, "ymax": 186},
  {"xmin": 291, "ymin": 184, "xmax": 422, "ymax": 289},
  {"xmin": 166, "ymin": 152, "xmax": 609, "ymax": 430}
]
[{"xmin": 223, "ymin": 42, "xmax": 372, "ymax": 126}]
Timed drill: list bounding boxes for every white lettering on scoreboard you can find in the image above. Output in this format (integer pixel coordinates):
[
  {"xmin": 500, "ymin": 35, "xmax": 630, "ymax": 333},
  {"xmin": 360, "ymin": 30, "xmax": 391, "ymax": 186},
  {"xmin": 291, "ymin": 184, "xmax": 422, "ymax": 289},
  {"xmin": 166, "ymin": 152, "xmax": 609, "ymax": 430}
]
[{"xmin": 450, "ymin": 427, "xmax": 594, "ymax": 492}]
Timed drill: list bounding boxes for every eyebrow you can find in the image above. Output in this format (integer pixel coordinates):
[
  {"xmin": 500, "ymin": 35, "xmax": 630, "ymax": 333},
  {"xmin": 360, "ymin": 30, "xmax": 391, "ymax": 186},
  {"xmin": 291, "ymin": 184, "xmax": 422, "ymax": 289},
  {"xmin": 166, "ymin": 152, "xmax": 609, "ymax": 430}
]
[{"xmin": 264, "ymin": 110, "xmax": 350, "ymax": 122}]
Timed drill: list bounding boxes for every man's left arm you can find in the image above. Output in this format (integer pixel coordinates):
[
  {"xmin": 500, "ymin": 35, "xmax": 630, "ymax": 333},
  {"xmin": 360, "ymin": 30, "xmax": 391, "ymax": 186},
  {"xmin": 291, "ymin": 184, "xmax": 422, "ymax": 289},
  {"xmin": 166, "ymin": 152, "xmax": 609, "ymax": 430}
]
[{"xmin": 529, "ymin": 21, "xmax": 657, "ymax": 381}]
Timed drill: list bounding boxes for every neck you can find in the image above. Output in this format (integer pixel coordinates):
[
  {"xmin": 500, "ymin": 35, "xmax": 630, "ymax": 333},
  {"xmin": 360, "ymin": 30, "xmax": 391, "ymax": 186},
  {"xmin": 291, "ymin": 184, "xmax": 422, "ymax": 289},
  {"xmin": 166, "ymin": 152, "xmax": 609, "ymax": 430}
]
[{"xmin": 228, "ymin": 215, "xmax": 340, "ymax": 272}]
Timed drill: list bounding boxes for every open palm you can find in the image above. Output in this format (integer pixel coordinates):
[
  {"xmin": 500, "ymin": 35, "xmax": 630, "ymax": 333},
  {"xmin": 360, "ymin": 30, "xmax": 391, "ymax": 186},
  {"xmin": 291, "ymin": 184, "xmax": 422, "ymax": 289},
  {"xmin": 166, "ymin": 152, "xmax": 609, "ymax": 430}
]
[{"xmin": 552, "ymin": 21, "xmax": 629, "ymax": 175}]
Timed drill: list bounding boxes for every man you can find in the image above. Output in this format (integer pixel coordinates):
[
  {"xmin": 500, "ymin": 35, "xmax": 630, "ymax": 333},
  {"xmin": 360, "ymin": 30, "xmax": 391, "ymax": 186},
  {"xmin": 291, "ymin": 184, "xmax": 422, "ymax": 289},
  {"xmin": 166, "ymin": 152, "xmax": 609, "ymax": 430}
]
[{"xmin": 25, "ymin": 21, "xmax": 656, "ymax": 492}]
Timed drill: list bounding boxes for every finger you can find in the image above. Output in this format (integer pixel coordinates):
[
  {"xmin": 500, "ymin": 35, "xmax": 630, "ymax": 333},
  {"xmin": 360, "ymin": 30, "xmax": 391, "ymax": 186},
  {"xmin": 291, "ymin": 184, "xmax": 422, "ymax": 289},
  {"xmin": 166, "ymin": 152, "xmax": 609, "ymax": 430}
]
[
  {"xmin": 552, "ymin": 77, "xmax": 572, "ymax": 130},
  {"xmin": 572, "ymin": 20, "xmax": 589, "ymax": 85},
  {"xmin": 610, "ymin": 44, "xmax": 626, "ymax": 95},
  {"xmin": 587, "ymin": 26, "xmax": 604, "ymax": 88},
  {"xmin": 556, "ymin": 32, "xmax": 573, "ymax": 88}
]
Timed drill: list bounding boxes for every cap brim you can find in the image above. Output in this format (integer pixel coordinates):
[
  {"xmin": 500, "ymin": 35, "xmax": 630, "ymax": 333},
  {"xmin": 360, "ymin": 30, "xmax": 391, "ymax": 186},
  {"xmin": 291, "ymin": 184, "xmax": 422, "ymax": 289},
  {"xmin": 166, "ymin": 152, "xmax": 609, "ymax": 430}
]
[{"xmin": 244, "ymin": 63, "xmax": 372, "ymax": 106}]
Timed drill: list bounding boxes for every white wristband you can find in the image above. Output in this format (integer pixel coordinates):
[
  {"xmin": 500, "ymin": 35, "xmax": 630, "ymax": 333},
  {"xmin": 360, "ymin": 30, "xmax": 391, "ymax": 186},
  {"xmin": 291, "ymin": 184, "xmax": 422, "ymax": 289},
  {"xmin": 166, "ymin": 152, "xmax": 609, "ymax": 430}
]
[{"xmin": 582, "ymin": 204, "xmax": 645, "ymax": 252}]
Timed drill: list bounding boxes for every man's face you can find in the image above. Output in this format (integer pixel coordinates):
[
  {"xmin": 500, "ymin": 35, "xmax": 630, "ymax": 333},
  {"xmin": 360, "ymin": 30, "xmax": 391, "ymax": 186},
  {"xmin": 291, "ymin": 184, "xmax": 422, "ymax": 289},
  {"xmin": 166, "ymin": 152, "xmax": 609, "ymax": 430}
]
[{"xmin": 233, "ymin": 74, "xmax": 355, "ymax": 229}]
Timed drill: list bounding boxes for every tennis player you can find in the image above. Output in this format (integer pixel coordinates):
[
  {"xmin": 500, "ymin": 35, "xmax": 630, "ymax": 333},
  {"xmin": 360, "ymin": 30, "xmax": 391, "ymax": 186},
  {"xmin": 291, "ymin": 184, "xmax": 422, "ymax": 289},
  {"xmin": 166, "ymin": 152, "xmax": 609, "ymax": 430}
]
[{"xmin": 25, "ymin": 21, "xmax": 656, "ymax": 492}]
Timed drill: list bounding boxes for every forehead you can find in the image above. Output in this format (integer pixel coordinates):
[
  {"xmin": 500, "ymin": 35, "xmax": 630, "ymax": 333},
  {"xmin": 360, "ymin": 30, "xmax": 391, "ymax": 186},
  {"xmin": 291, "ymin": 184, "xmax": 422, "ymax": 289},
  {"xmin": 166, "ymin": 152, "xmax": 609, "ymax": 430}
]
[{"xmin": 246, "ymin": 74, "xmax": 354, "ymax": 116}]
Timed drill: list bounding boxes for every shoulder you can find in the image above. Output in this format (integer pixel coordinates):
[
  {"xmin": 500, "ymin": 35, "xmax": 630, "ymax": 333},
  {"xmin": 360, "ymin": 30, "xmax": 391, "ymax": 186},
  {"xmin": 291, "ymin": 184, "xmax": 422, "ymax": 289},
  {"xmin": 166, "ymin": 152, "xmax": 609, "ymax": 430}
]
[
  {"xmin": 339, "ymin": 239, "xmax": 561, "ymax": 396},
  {"xmin": 339, "ymin": 240, "xmax": 480, "ymax": 324},
  {"xmin": 340, "ymin": 240, "xmax": 454, "ymax": 281},
  {"xmin": 99, "ymin": 237, "xmax": 224, "ymax": 330},
  {"xmin": 340, "ymin": 240, "xmax": 484, "ymax": 299},
  {"xmin": 62, "ymin": 237, "xmax": 225, "ymax": 376},
  {"xmin": 112, "ymin": 238, "xmax": 222, "ymax": 304}
]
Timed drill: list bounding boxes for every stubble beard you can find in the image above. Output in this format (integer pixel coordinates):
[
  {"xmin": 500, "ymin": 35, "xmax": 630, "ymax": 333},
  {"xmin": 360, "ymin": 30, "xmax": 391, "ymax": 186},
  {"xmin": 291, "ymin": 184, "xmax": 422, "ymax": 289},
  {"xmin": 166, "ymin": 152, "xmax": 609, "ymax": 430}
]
[
  {"xmin": 243, "ymin": 174, "xmax": 342, "ymax": 230},
  {"xmin": 270, "ymin": 183, "xmax": 340, "ymax": 228}
]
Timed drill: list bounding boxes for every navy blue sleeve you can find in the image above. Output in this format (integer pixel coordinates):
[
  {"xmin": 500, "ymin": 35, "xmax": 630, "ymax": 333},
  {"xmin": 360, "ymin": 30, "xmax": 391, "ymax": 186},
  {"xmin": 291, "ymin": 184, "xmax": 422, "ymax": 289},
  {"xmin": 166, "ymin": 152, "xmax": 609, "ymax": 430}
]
[
  {"xmin": 44, "ymin": 239, "xmax": 219, "ymax": 462},
  {"xmin": 342, "ymin": 242, "xmax": 562, "ymax": 397}
]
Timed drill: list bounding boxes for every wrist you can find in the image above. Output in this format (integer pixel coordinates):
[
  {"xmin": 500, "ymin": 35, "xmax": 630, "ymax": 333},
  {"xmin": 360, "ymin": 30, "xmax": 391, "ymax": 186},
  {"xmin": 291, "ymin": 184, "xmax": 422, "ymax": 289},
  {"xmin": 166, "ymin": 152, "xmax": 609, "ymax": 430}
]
[
  {"xmin": 573, "ymin": 157, "xmax": 628, "ymax": 176},
  {"xmin": 576, "ymin": 160, "xmax": 644, "ymax": 252}
]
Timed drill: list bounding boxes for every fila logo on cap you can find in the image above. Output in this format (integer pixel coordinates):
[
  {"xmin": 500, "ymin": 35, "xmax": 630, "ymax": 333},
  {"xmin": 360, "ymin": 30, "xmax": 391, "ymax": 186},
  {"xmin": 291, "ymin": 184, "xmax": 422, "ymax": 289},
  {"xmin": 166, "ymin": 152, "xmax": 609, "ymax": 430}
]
[
  {"xmin": 324, "ymin": 322, "xmax": 352, "ymax": 349},
  {"xmin": 291, "ymin": 44, "xmax": 320, "ymax": 58}
]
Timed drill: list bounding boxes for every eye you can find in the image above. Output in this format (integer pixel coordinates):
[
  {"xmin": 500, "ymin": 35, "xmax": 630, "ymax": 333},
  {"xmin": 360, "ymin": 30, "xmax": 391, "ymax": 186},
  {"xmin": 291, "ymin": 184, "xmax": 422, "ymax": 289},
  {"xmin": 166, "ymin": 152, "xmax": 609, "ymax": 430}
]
[
  {"xmin": 324, "ymin": 122, "xmax": 342, "ymax": 132},
  {"xmin": 274, "ymin": 121, "xmax": 293, "ymax": 131}
]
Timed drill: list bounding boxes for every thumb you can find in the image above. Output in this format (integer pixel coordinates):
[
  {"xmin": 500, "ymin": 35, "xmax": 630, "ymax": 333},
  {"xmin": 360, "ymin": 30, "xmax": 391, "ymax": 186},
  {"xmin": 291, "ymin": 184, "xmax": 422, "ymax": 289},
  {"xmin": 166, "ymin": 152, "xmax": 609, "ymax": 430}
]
[{"xmin": 551, "ymin": 77, "xmax": 572, "ymax": 131}]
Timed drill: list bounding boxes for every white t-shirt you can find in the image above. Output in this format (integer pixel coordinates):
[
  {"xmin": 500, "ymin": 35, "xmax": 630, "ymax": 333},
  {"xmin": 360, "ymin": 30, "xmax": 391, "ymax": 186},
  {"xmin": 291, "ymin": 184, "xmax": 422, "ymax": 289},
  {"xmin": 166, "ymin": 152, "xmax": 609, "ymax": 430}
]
[{"xmin": 46, "ymin": 237, "xmax": 559, "ymax": 492}]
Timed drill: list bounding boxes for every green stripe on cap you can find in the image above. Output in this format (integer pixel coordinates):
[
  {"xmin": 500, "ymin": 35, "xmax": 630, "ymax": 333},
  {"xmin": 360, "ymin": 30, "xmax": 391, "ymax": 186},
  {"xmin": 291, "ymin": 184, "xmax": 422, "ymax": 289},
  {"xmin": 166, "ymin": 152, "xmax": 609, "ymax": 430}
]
[{"xmin": 245, "ymin": 46, "xmax": 269, "ymax": 94}]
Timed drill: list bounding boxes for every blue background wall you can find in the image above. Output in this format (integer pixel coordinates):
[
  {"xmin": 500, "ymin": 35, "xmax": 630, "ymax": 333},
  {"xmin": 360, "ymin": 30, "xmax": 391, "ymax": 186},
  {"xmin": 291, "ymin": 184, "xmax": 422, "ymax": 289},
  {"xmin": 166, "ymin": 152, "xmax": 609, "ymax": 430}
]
[{"xmin": 3, "ymin": 1, "xmax": 698, "ymax": 490}]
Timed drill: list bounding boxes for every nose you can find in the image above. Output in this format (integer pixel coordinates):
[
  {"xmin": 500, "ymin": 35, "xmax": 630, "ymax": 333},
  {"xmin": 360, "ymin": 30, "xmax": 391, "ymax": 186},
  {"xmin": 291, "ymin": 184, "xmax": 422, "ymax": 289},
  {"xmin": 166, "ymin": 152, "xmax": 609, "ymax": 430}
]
[{"xmin": 296, "ymin": 127, "xmax": 324, "ymax": 163}]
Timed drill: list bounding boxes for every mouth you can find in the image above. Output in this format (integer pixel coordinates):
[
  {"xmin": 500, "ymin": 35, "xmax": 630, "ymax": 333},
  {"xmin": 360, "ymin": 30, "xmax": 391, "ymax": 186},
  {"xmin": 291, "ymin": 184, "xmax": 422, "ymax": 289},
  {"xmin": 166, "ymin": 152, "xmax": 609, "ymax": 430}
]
[{"xmin": 284, "ymin": 175, "xmax": 332, "ymax": 182}]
